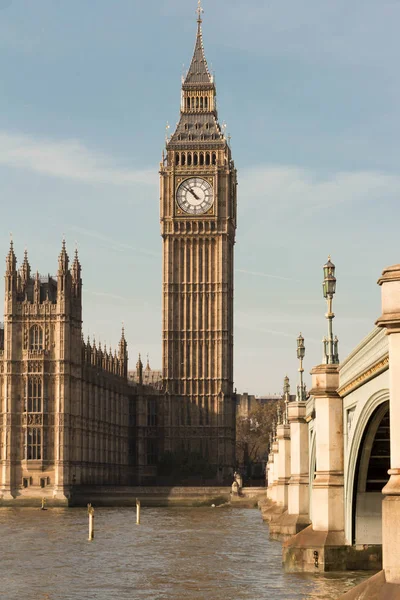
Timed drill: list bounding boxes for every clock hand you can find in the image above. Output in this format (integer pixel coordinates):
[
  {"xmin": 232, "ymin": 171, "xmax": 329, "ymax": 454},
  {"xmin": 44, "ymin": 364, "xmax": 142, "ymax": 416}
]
[{"xmin": 188, "ymin": 188, "xmax": 200, "ymax": 201}]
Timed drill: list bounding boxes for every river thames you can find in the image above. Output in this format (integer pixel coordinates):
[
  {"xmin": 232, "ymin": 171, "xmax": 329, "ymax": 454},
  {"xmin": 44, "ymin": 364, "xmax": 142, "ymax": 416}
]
[{"xmin": 0, "ymin": 507, "xmax": 370, "ymax": 599}]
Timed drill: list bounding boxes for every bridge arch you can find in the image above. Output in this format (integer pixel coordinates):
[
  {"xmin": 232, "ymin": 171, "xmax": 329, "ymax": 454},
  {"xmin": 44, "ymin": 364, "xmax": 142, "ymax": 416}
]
[{"xmin": 345, "ymin": 389, "xmax": 389, "ymax": 545}]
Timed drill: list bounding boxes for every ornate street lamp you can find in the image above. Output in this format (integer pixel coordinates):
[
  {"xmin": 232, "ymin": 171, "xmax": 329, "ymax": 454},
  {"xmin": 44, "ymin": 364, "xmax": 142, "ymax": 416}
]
[
  {"xmin": 296, "ymin": 333, "xmax": 307, "ymax": 401},
  {"xmin": 322, "ymin": 256, "xmax": 339, "ymax": 364}
]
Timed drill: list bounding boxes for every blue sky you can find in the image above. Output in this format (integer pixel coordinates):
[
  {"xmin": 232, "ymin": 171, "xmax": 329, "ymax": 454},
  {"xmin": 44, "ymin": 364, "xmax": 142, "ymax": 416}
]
[{"xmin": 1, "ymin": 0, "xmax": 399, "ymax": 395}]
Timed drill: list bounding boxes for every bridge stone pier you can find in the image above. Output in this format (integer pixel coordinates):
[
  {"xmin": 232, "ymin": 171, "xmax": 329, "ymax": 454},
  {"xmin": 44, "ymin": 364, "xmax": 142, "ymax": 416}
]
[
  {"xmin": 341, "ymin": 264, "xmax": 400, "ymax": 598},
  {"xmin": 262, "ymin": 257, "xmax": 400, "ymax": 584}
]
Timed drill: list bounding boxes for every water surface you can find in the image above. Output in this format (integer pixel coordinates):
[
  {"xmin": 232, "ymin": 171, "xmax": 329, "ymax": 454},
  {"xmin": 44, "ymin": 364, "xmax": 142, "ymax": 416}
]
[{"xmin": 0, "ymin": 507, "xmax": 370, "ymax": 599}]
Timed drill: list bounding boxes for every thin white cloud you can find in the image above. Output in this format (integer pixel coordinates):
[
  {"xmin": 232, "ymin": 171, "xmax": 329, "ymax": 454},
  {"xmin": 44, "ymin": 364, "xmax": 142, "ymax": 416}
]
[
  {"xmin": 0, "ymin": 131, "xmax": 157, "ymax": 186},
  {"xmin": 236, "ymin": 268, "xmax": 300, "ymax": 283},
  {"xmin": 70, "ymin": 225, "xmax": 161, "ymax": 258},
  {"xmin": 222, "ymin": 1, "xmax": 400, "ymax": 69},
  {"xmin": 240, "ymin": 165, "xmax": 400, "ymax": 216}
]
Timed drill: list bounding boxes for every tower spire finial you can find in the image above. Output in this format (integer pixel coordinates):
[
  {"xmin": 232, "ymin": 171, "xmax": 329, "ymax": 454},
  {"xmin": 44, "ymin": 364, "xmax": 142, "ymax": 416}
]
[{"xmin": 196, "ymin": 0, "xmax": 204, "ymax": 24}]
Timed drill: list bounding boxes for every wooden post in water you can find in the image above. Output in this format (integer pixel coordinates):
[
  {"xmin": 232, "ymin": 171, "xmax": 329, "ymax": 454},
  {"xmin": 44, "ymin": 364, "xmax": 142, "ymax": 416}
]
[
  {"xmin": 136, "ymin": 498, "xmax": 141, "ymax": 525},
  {"xmin": 88, "ymin": 503, "xmax": 95, "ymax": 541}
]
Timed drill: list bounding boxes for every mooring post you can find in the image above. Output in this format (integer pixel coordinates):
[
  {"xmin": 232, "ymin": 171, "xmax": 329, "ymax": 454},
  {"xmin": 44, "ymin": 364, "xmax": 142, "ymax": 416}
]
[
  {"xmin": 136, "ymin": 498, "xmax": 141, "ymax": 525},
  {"xmin": 88, "ymin": 503, "xmax": 95, "ymax": 541},
  {"xmin": 41, "ymin": 497, "xmax": 46, "ymax": 511}
]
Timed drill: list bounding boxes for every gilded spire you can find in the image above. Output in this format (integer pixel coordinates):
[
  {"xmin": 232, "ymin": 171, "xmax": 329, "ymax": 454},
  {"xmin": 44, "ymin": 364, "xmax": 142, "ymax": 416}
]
[
  {"xmin": 184, "ymin": 1, "xmax": 212, "ymax": 86},
  {"xmin": 196, "ymin": 0, "xmax": 204, "ymax": 24}
]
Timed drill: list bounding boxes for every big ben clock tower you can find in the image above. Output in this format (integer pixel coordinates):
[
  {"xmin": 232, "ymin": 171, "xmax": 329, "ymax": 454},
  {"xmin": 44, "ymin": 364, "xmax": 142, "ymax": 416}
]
[{"xmin": 160, "ymin": 1, "xmax": 237, "ymax": 480}]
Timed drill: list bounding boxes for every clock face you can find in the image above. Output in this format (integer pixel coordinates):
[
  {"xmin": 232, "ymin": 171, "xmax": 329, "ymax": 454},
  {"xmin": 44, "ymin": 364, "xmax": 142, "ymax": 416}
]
[{"xmin": 176, "ymin": 177, "xmax": 213, "ymax": 215}]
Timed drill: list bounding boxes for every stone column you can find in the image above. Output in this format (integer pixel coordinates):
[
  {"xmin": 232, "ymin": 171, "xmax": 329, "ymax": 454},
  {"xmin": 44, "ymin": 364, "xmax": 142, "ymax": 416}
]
[
  {"xmin": 276, "ymin": 423, "xmax": 291, "ymax": 509},
  {"xmin": 269, "ymin": 438, "xmax": 279, "ymax": 503},
  {"xmin": 272, "ymin": 438, "xmax": 280, "ymax": 503},
  {"xmin": 376, "ymin": 264, "xmax": 400, "ymax": 583},
  {"xmin": 310, "ymin": 364, "xmax": 344, "ymax": 535},
  {"xmin": 283, "ymin": 364, "xmax": 346, "ymax": 572},
  {"xmin": 287, "ymin": 401, "xmax": 309, "ymax": 529},
  {"xmin": 266, "ymin": 452, "xmax": 274, "ymax": 501}
]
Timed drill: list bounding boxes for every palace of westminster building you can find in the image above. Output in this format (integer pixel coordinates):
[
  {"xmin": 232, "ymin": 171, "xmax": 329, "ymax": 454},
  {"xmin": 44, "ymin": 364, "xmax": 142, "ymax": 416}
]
[{"xmin": 0, "ymin": 5, "xmax": 238, "ymax": 503}]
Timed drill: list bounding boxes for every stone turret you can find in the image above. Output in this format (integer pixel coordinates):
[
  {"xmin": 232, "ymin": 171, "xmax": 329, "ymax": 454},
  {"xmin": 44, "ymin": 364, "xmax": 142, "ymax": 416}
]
[
  {"xmin": 71, "ymin": 248, "xmax": 82, "ymax": 302},
  {"xmin": 20, "ymin": 249, "xmax": 31, "ymax": 288},
  {"xmin": 119, "ymin": 327, "xmax": 128, "ymax": 379},
  {"xmin": 5, "ymin": 240, "xmax": 17, "ymax": 314},
  {"xmin": 136, "ymin": 354, "xmax": 143, "ymax": 385}
]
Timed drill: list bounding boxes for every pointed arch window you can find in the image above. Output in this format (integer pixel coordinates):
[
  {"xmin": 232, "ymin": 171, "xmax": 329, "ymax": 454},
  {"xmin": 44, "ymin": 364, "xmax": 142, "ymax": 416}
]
[
  {"xmin": 27, "ymin": 377, "xmax": 42, "ymax": 413},
  {"xmin": 212, "ymin": 153, "xmax": 217, "ymax": 166},
  {"xmin": 194, "ymin": 153, "xmax": 198, "ymax": 166},
  {"xmin": 29, "ymin": 325, "xmax": 43, "ymax": 351},
  {"xmin": 26, "ymin": 428, "xmax": 42, "ymax": 460},
  {"xmin": 206, "ymin": 153, "xmax": 211, "ymax": 166}
]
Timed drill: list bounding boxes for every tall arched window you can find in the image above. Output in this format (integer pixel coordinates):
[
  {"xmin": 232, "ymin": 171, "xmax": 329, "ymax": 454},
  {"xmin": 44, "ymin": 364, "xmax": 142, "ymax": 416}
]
[
  {"xmin": 187, "ymin": 153, "xmax": 192, "ymax": 167},
  {"xmin": 181, "ymin": 153, "xmax": 186, "ymax": 166},
  {"xmin": 27, "ymin": 377, "xmax": 42, "ymax": 412},
  {"xmin": 200, "ymin": 153, "xmax": 204, "ymax": 166},
  {"xmin": 206, "ymin": 153, "xmax": 211, "ymax": 166},
  {"xmin": 193, "ymin": 153, "xmax": 198, "ymax": 166},
  {"xmin": 29, "ymin": 325, "xmax": 43, "ymax": 351},
  {"xmin": 175, "ymin": 153, "xmax": 180, "ymax": 166},
  {"xmin": 212, "ymin": 152, "xmax": 217, "ymax": 166},
  {"xmin": 27, "ymin": 428, "xmax": 42, "ymax": 460}
]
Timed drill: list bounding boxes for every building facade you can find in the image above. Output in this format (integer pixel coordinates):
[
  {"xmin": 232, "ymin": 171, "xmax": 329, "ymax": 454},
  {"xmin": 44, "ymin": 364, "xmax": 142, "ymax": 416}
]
[
  {"xmin": 160, "ymin": 7, "xmax": 238, "ymax": 479},
  {"xmin": 0, "ymin": 242, "xmax": 163, "ymax": 503},
  {"xmin": 0, "ymin": 6, "xmax": 239, "ymax": 501}
]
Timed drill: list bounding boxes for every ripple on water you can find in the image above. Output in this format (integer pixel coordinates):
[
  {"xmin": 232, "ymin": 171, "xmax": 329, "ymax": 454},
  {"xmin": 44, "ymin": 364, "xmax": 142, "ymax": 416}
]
[{"xmin": 0, "ymin": 507, "xmax": 371, "ymax": 600}]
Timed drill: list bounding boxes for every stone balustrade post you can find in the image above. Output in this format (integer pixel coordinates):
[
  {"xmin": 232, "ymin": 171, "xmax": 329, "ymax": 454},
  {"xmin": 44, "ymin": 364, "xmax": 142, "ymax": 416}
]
[
  {"xmin": 288, "ymin": 401, "xmax": 309, "ymax": 522},
  {"xmin": 276, "ymin": 423, "xmax": 291, "ymax": 509},
  {"xmin": 310, "ymin": 364, "xmax": 344, "ymax": 534}
]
